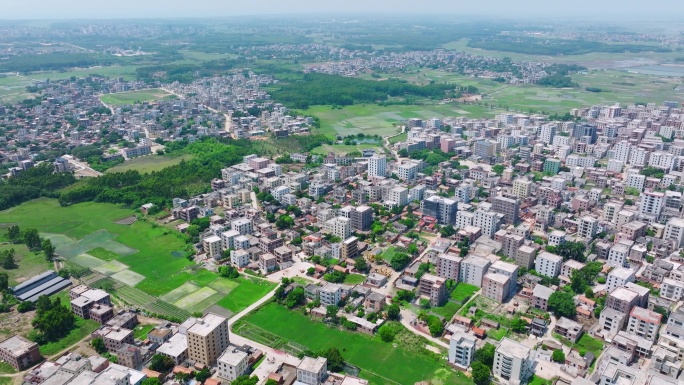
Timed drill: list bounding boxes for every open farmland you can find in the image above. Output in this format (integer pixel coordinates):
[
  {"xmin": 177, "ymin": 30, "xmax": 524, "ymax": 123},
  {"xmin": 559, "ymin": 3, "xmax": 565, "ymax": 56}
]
[
  {"xmin": 0, "ymin": 199, "xmax": 279, "ymax": 318},
  {"xmin": 100, "ymin": 88, "xmax": 176, "ymax": 106},
  {"xmin": 237, "ymin": 303, "xmax": 469, "ymax": 385}
]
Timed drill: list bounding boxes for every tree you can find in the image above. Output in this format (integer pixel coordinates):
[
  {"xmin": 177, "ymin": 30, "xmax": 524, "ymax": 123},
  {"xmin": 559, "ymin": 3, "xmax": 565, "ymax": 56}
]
[
  {"xmin": 389, "ymin": 253, "xmax": 411, "ymax": 271},
  {"xmin": 0, "ymin": 273, "xmax": 8, "ymax": 291},
  {"xmin": 141, "ymin": 379, "xmax": 162, "ymax": 385},
  {"xmin": 386, "ymin": 304, "xmax": 400, "ymax": 320},
  {"xmin": 326, "ymin": 305, "xmax": 339, "ymax": 320},
  {"xmin": 17, "ymin": 301, "xmax": 35, "ymax": 313},
  {"xmin": 395, "ymin": 290, "xmax": 415, "ymax": 302},
  {"xmin": 492, "ymin": 164, "xmax": 505, "ymax": 175},
  {"xmin": 317, "ymin": 347, "xmax": 345, "ymax": 372},
  {"xmin": 265, "ymin": 381, "xmax": 279, "ymax": 385},
  {"xmin": 440, "ymin": 225, "xmax": 456, "ymax": 237},
  {"xmin": 555, "ymin": 241, "xmax": 586, "ymax": 262},
  {"xmin": 92, "ymin": 337, "xmax": 107, "ymax": 354},
  {"xmin": 471, "ymin": 361, "xmax": 491, "ymax": 385},
  {"xmin": 218, "ymin": 265, "xmax": 240, "ymax": 279},
  {"xmin": 510, "ymin": 317, "xmax": 527, "ymax": 333},
  {"xmin": 149, "ymin": 354, "xmax": 175, "ymax": 372},
  {"xmin": 42, "ymin": 239, "xmax": 56, "ymax": 261},
  {"xmin": 548, "ymin": 291, "xmax": 577, "ymax": 318},
  {"xmin": 474, "ymin": 343, "xmax": 496, "ymax": 367},
  {"xmin": 7, "ymin": 225, "xmax": 20, "ymax": 244},
  {"xmin": 427, "ymin": 317, "xmax": 444, "ymax": 337},
  {"xmin": 419, "ymin": 298, "xmax": 431, "ymax": 309},
  {"xmin": 31, "ymin": 297, "xmax": 75, "ymax": 342},
  {"xmin": 195, "ymin": 368, "xmax": 211, "ymax": 383},
  {"xmin": 306, "ymin": 267, "xmax": 315, "ymax": 276},
  {"xmin": 275, "ymin": 215, "xmax": 294, "ymax": 230},
  {"xmin": 0, "ymin": 249, "xmax": 16, "ymax": 269},
  {"xmin": 354, "ymin": 257, "xmax": 369, "ymax": 273},
  {"xmin": 552, "ymin": 349, "xmax": 566, "ymax": 363},
  {"xmin": 23, "ymin": 228, "xmax": 41, "ymax": 250},
  {"xmin": 285, "ymin": 287, "xmax": 306, "ymax": 309}
]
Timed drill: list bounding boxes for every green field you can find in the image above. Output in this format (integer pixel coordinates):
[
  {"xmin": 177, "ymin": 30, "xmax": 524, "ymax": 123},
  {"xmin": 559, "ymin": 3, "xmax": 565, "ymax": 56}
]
[
  {"xmin": 105, "ymin": 154, "xmax": 194, "ymax": 174},
  {"xmin": 0, "ymin": 243, "xmax": 52, "ymax": 286},
  {"xmin": 100, "ymin": 89, "xmax": 175, "ymax": 106},
  {"xmin": 306, "ymin": 103, "xmax": 500, "ymax": 138},
  {"xmin": 343, "ymin": 274, "xmax": 366, "ymax": 285},
  {"xmin": 1, "ymin": 199, "xmax": 277, "ymax": 317},
  {"xmin": 450, "ymin": 283, "xmax": 480, "ymax": 303},
  {"xmin": 216, "ymin": 278, "xmax": 276, "ymax": 312},
  {"xmin": 39, "ymin": 317, "xmax": 100, "ymax": 357},
  {"xmin": 133, "ymin": 324, "xmax": 155, "ymax": 340},
  {"xmin": 311, "ymin": 143, "xmax": 383, "ymax": 156},
  {"xmin": 430, "ymin": 301, "xmax": 461, "ymax": 320},
  {"xmin": 239, "ymin": 303, "xmax": 464, "ymax": 385}
]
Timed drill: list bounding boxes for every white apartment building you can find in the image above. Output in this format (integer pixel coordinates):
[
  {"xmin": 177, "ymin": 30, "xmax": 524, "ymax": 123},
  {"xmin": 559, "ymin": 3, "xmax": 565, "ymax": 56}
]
[
  {"xmin": 625, "ymin": 170, "xmax": 645, "ymax": 192},
  {"xmin": 548, "ymin": 230, "xmax": 566, "ymax": 247},
  {"xmin": 436, "ymin": 253, "xmax": 461, "ymax": 280},
  {"xmin": 613, "ymin": 141, "xmax": 631, "ymax": 163},
  {"xmin": 603, "ymin": 202, "xmax": 622, "ymax": 223},
  {"xmin": 540, "ymin": 124, "xmax": 557, "ymax": 145},
  {"xmin": 607, "ymin": 243, "xmax": 631, "ymax": 268},
  {"xmin": 230, "ymin": 250, "xmax": 250, "ymax": 268},
  {"xmin": 606, "ymin": 267, "xmax": 635, "ymax": 293},
  {"xmin": 629, "ymin": 147, "xmax": 648, "ymax": 167},
  {"xmin": 493, "ymin": 338, "xmax": 532, "ymax": 385},
  {"xmin": 368, "ymin": 155, "xmax": 387, "ymax": 177},
  {"xmin": 459, "ymin": 255, "xmax": 491, "ymax": 287},
  {"xmin": 319, "ymin": 284, "xmax": 342, "ymax": 306},
  {"xmin": 661, "ymin": 278, "xmax": 684, "ymax": 301},
  {"xmin": 231, "ymin": 218, "xmax": 253, "ymax": 235},
  {"xmin": 474, "ymin": 209, "xmax": 503, "ymax": 238},
  {"xmin": 664, "ymin": 218, "xmax": 684, "ymax": 248},
  {"xmin": 535, "ymin": 252, "xmax": 562, "ymax": 278},
  {"xmin": 627, "ymin": 306, "xmax": 662, "ymax": 343},
  {"xmin": 388, "ymin": 186, "xmax": 409, "ymax": 207},
  {"xmin": 456, "ymin": 211, "xmax": 474, "ymax": 229},
  {"xmin": 297, "ymin": 357, "xmax": 327, "ymax": 385},
  {"xmin": 324, "ymin": 217, "xmax": 351, "ymax": 240},
  {"xmin": 640, "ymin": 191, "xmax": 664, "ymax": 217},
  {"xmin": 397, "ymin": 163, "xmax": 418, "ymax": 181},
  {"xmin": 221, "ymin": 230, "xmax": 240, "ymax": 250},
  {"xmin": 217, "ymin": 348, "xmax": 249, "ymax": 381},
  {"xmin": 512, "ymin": 179, "xmax": 532, "ymax": 199},
  {"xmin": 578, "ymin": 216, "xmax": 598, "ymax": 239},
  {"xmin": 449, "ymin": 331, "xmax": 477, "ymax": 369},
  {"xmin": 203, "ymin": 235, "xmax": 222, "ymax": 260}
]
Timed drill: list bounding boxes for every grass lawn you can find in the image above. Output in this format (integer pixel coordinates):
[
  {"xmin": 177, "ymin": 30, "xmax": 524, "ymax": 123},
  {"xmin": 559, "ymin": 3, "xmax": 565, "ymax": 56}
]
[
  {"xmin": 100, "ymin": 89, "xmax": 175, "ymax": 106},
  {"xmin": 105, "ymin": 154, "xmax": 194, "ymax": 174},
  {"xmin": 487, "ymin": 327, "xmax": 509, "ymax": 341},
  {"xmin": 39, "ymin": 317, "xmax": 100, "ymax": 357},
  {"xmin": 306, "ymin": 103, "xmax": 501, "ymax": 138},
  {"xmin": 430, "ymin": 301, "xmax": 461, "ymax": 320},
  {"xmin": 216, "ymin": 278, "xmax": 276, "ymax": 313},
  {"xmin": 450, "ymin": 283, "xmax": 479, "ymax": 303},
  {"xmin": 0, "ymin": 361, "xmax": 17, "ymax": 374},
  {"xmin": 133, "ymin": 324, "xmax": 155, "ymax": 340},
  {"xmin": 529, "ymin": 375, "xmax": 553, "ymax": 385},
  {"xmin": 240, "ymin": 303, "xmax": 463, "ymax": 385},
  {"xmin": 574, "ymin": 334, "xmax": 604, "ymax": 356},
  {"xmin": 0, "ymin": 243, "xmax": 52, "ymax": 286},
  {"xmin": 343, "ymin": 274, "xmax": 366, "ymax": 285},
  {"xmin": 87, "ymin": 247, "xmax": 119, "ymax": 261}
]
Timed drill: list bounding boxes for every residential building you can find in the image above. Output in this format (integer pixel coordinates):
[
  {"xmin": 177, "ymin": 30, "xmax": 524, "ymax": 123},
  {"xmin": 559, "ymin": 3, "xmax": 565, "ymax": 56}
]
[
  {"xmin": 449, "ymin": 331, "xmax": 477, "ymax": 369},
  {"xmin": 217, "ymin": 347, "xmax": 249, "ymax": 381},
  {"xmin": 607, "ymin": 268, "xmax": 636, "ymax": 293},
  {"xmin": 459, "ymin": 255, "xmax": 491, "ymax": 287},
  {"xmin": 532, "ymin": 284, "xmax": 554, "ymax": 311},
  {"xmin": 435, "ymin": 253, "xmax": 461, "ymax": 280},
  {"xmin": 186, "ymin": 314, "xmax": 230, "ymax": 366},
  {"xmin": 535, "ymin": 252, "xmax": 562, "ymax": 278},
  {"xmin": 319, "ymin": 284, "xmax": 342, "ymax": 306},
  {"xmin": 554, "ymin": 317, "xmax": 584, "ymax": 343},
  {"xmin": 422, "ymin": 196, "xmax": 458, "ymax": 225},
  {"xmin": 627, "ymin": 306, "xmax": 662, "ymax": 343},
  {"xmin": 419, "ymin": 273, "xmax": 447, "ymax": 307},
  {"xmin": 368, "ymin": 155, "xmax": 386, "ymax": 177},
  {"xmin": 492, "ymin": 196, "xmax": 520, "ymax": 225},
  {"xmin": 0, "ymin": 335, "xmax": 41, "ymax": 371},
  {"xmin": 297, "ymin": 357, "xmax": 327, "ymax": 385},
  {"xmin": 482, "ymin": 273, "xmax": 512, "ymax": 303},
  {"xmin": 493, "ymin": 338, "xmax": 532, "ymax": 385},
  {"xmin": 599, "ymin": 308, "xmax": 628, "ymax": 339}
]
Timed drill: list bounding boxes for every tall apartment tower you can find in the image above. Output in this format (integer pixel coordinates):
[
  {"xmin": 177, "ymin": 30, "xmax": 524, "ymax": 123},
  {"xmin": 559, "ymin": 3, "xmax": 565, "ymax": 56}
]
[
  {"xmin": 368, "ymin": 155, "xmax": 387, "ymax": 177},
  {"xmin": 492, "ymin": 196, "xmax": 519, "ymax": 225},
  {"xmin": 351, "ymin": 205, "xmax": 373, "ymax": 231},
  {"xmin": 186, "ymin": 314, "xmax": 229, "ymax": 366}
]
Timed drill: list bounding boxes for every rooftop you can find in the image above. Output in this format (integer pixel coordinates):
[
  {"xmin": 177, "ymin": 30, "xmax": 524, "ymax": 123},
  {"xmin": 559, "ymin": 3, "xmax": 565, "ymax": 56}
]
[
  {"xmin": 298, "ymin": 356, "xmax": 327, "ymax": 373},
  {"xmin": 496, "ymin": 338, "xmax": 530, "ymax": 359},
  {"xmin": 187, "ymin": 313, "xmax": 227, "ymax": 337},
  {"xmin": 0, "ymin": 335, "xmax": 37, "ymax": 355},
  {"xmin": 629, "ymin": 306, "xmax": 662, "ymax": 324}
]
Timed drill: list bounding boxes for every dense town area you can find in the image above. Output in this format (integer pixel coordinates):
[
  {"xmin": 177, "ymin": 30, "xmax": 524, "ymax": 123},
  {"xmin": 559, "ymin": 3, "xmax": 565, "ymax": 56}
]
[{"xmin": 3, "ymin": 13, "xmax": 684, "ymax": 385}]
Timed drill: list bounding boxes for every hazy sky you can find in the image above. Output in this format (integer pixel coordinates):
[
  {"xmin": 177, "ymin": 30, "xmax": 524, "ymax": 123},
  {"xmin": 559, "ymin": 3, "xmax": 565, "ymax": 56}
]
[{"xmin": 2, "ymin": 0, "xmax": 683, "ymax": 19}]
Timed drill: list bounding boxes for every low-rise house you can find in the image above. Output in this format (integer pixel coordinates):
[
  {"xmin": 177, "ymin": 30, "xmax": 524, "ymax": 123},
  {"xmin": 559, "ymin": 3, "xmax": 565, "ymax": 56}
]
[{"xmin": 554, "ymin": 317, "xmax": 583, "ymax": 343}]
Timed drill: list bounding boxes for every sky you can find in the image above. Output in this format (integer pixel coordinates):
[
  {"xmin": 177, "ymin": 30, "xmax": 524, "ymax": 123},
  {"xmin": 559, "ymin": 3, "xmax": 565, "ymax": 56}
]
[{"xmin": 2, "ymin": 0, "xmax": 683, "ymax": 19}]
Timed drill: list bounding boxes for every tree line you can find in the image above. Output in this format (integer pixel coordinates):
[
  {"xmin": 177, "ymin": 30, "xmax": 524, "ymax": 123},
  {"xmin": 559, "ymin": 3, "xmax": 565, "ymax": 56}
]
[
  {"xmin": 270, "ymin": 73, "xmax": 458, "ymax": 109},
  {"xmin": 0, "ymin": 163, "xmax": 76, "ymax": 211}
]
